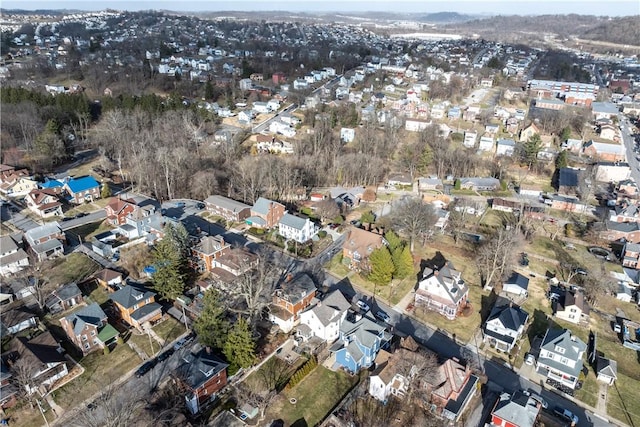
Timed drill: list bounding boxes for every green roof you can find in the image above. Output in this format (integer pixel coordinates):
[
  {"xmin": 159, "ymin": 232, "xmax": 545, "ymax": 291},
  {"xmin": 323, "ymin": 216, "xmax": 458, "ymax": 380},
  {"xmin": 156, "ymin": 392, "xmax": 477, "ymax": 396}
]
[{"xmin": 97, "ymin": 324, "xmax": 119, "ymax": 343}]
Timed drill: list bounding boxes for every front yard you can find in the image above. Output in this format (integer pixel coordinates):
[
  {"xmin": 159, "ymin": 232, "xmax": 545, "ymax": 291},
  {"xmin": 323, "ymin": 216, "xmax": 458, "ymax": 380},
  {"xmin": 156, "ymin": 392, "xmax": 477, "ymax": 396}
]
[
  {"xmin": 152, "ymin": 316, "xmax": 187, "ymax": 344},
  {"xmin": 266, "ymin": 366, "xmax": 358, "ymax": 426},
  {"xmin": 608, "ymin": 373, "xmax": 640, "ymax": 427}
]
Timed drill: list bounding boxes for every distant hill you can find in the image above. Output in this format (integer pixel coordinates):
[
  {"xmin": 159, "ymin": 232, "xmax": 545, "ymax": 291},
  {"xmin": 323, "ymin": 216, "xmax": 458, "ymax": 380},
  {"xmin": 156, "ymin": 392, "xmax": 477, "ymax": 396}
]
[
  {"xmin": 417, "ymin": 12, "xmax": 477, "ymax": 24},
  {"xmin": 0, "ymin": 9, "xmax": 78, "ymax": 16},
  {"xmin": 446, "ymin": 14, "xmax": 640, "ymax": 46}
]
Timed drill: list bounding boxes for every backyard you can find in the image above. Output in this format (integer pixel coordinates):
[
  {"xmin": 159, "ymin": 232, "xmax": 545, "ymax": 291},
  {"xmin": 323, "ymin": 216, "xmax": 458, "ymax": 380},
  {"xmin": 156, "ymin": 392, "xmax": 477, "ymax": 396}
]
[
  {"xmin": 44, "ymin": 253, "xmax": 100, "ymax": 285},
  {"xmin": 266, "ymin": 366, "xmax": 358, "ymax": 426}
]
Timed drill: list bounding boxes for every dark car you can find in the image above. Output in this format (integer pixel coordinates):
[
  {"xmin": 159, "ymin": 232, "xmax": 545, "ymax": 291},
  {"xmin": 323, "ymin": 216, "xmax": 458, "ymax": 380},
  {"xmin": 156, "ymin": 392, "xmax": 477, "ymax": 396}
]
[
  {"xmin": 157, "ymin": 348, "xmax": 174, "ymax": 362},
  {"xmin": 75, "ymin": 212, "xmax": 89, "ymax": 219},
  {"xmin": 135, "ymin": 359, "xmax": 157, "ymax": 378},
  {"xmin": 196, "ymin": 202, "xmax": 205, "ymax": 210}
]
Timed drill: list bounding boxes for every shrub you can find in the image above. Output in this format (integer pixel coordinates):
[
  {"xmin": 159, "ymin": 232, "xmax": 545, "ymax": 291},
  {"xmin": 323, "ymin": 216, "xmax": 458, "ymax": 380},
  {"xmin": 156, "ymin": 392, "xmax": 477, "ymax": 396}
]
[
  {"xmin": 103, "ymin": 346, "xmax": 110, "ymax": 355},
  {"xmin": 318, "ymin": 230, "xmax": 327, "ymax": 238},
  {"xmin": 285, "ymin": 356, "xmax": 318, "ymax": 389}
]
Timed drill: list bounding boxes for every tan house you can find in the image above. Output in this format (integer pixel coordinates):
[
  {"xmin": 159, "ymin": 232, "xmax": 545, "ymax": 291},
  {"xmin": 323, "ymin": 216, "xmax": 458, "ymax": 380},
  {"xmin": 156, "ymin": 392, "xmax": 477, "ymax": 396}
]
[
  {"xmin": 0, "ymin": 168, "xmax": 37, "ymax": 197},
  {"xmin": 554, "ymin": 289, "xmax": 589, "ymax": 324},
  {"xmin": 25, "ymin": 189, "xmax": 63, "ymax": 218},
  {"xmin": 94, "ymin": 268, "xmax": 125, "ymax": 292},
  {"xmin": 342, "ymin": 227, "xmax": 385, "ymax": 271},
  {"xmin": 204, "ymin": 195, "xmax": 251, "ymax": 222},
  {"xmin": 519, "ymin": 122, "xmax": 540, "ymax": 142},
  {"xmin": 109, "ymin": 283, "xmax": 162, "ymax": 330},
  {"xmin": 421, "ymin": 358, "xmax": 479, "ymax": 421}
]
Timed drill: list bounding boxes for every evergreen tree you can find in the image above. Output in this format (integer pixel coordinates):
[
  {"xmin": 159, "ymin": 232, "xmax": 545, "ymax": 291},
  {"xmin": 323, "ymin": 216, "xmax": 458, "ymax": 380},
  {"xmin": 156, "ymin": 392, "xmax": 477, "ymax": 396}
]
[
  {"xmin": 194, "ymin": 288, "xmax": 229, "ymax": 349},
  {"xmin": 204, "ymin": 81, "xmax": 215, "ymax": 100},
  {"xmin": 223, "ymin": 317, "xmax": 256, "ymax": 373},
  {"xmin": 151, "ymin": 237, "xmax": 184, "ymax": 300},
  {"xmin": 560, "ymin": 126, "xmax": 572, "ymax": 141},
  {"xmin": 101, "ymin": 183, "xmax": 112, "ymax": 199},
  {"xmin": 384, "ymin": 230, "xmax": 402, "ymax": 253},
  {"xmin": 368, "ymin": 247, "xmax": 395, "ymax": 286},
  {"xmin": 360, "ymin": 210, "xmax": 375, "ymax": 224},
  {"xmin": 521, "ymin": 134, "xmax": 542, "ymax": 168},
  {"xmin": 392, "ymin": 245, "xmax": 414, "ymax": 279},
  {"xmin": 555, "ymin": 150, "xmax": 568, "ymax": 170},
  {"xmin": 163, "ymin": 222, "xmax": 190, "ymax": 263}
]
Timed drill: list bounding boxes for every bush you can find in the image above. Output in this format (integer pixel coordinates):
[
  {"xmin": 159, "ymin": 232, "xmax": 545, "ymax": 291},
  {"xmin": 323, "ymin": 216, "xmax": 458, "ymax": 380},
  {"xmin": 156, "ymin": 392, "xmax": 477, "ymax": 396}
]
[
  {"xmin": 103, "ymin": 346, "xmax": 110, "ymax": 355},
  {"xmin": 285, "ymin": 356, "xmax": 318, "ymax": 390},
  {"xmin": 318, "ymin": 230, "xmax": 327, "ymax": 238}
]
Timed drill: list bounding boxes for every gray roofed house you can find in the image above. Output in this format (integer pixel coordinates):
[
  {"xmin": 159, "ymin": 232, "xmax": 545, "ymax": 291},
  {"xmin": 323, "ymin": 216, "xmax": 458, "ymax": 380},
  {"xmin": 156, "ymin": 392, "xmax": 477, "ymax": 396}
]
[
  {"xmin": 536, "ymin": 328, "xmax": 586, "ymax": 390},
  {"xmin": 298, "ymin": 290, "xmax": 351, "ymax": 342},
  {"xmin": 459, "ymin": 177, "xmax": 500, "ymax": 192},
  {"xmin": 270, "ymin": 273, "xmax": 317, "ymax": 333},
  {"xmin": 0, "ymin": 234, "xmax": 29, "ymax": 277},
  {"xmin": 59, "ymin": 302, "xmax": 119, "ymax": 355},
  {"xmin": 483, "ymin": 299, "xmax": 529, "ymax": 352},
  {"xmin": 278, "ymin": 213, "xmax": 317, "ymax": 243},
  {"xmin": 110, "ymin": 282, "xmax": 162, "ymax": 330},
  {"xmin": 415, "ymin": 261, "xmax": 470, "ymax": 320},
  {"xmin": 559, "ymin": 167, "xmax": 580, "ymax": 192},
  {"xmin": 596, "ymin": 356, "xmax": 617, "ymax": 385},
  {"xmin": 63, "ymin": 302, "xmax": 107, "ymax": 336},
  {"xmin": 45, "ymin": 282, "xmax": 83, "ymax": 313},
  {"xmin": 554, "ymin": 289, "xmax": 589, "ymax": 324},
  {"xmin": 418, "ymin": 178, "xmax": 444, "ymax": 191},
  {"xmin": 1, "ymin": 305, "xmax": 38, "ymax": 335},
  {"xmin": 204, "ymin": 195, "xmax": 251, "ymax": 222},
  {"xmin": 249, "ymin": 197, "xmax": 286, "ymax": 228},
  {"xmin": 502, "ymin": 272, "xmax": 530, "ymax": 297},
  {"xmin": 496, "ymin": 138, "xmax": 516, "ymax": 156},
  {"xmin": 24, "ymin": 222, "xmax": 63, "ymax": 245},
  {"xmin": 174, "ymin": 346, "xmax": 229, "ymax": 414},
  {"xmin": 491, "ymin": 391, "xmax": 541, "ymax": 427}
]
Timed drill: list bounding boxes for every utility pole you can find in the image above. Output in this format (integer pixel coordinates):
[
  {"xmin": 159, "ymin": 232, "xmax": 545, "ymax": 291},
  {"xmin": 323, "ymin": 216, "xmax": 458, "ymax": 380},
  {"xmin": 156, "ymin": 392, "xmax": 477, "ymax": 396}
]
[
  {"xmin": 36, "ymin": 399, "xmax": 50, "ymax": 427},
  {"xmin": 181, "ymin": 304, "xmax": 189, "ymax": 332}
]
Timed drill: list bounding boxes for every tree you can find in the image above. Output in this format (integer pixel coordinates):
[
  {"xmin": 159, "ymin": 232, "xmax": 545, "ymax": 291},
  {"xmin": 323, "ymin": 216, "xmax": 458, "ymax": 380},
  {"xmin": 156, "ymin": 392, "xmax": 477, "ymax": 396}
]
[
  {"xmin": 555, "ymin": 150, "xmax": 568, "ymax": 170},
  {"xmin": 151, "ymin": 238, "xmax": 184, "ymax": 301},
  {"xmin": 223, "ymin": 317, "xmax": 256, "ymax": 373},
  {"xmin": 233, "ymin": 250, "xmax": 278, "ymax": 327},
  {"xmin": 520, "ymin": 134, "xmax": 542, "ymax": 169},
  {"xmin": 560, "ymin": 126, "xmax": 572, "ymax": 141},
  {"xmin": 32, "ymin": 119, "xmax": 66, "ymax": 170},
  {"xmin": 194, "ymin": 288, "xmax": 229, "ymax": 349},
  {"xmin": 101, "ymin": 183, "xmax": 112, "ymax": 199},
  {"xmin": 391, "ymin": 198, "xmax": 436, "ymax": 251},
  {"xmin": 392, "ymin": 245, "xmax": 414, "ymax": 280},
  {"xmin": 315, "ymin": 198, "xmax": 340, "ymax": 223},
  {"xmin": 360, "ymin": 210, "xmax": 375, "ymax": 224},
  {"xmin": 163, "ymin": 222, "xmax": 190, "ymax": 263},
  {"xmin": 384, "ymin": 230, "xmax": 402, "ymax": 253},
  {"xmin": 475, "ymin": 228, "xmax": 520, "ymax": 289},
  {"xmin": 71, "ymin": 382, "xmax": 144, "ymax": 427},
  {"xmin": 368, "ymin": 246, "xmax": 395, "ymax": 287}
]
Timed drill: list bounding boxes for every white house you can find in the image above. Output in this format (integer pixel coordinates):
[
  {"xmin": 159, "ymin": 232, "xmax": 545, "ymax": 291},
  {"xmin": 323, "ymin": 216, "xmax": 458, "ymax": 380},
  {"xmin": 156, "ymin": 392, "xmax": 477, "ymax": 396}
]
[
  {"xmin": 496, "ymin": 139, "xmax": 516, "ymax": 156},
  {"xmin": 463, "ymin": 131, "xmax": 478, "ymax": 148},
  {"xmin": 405, "ymin": 118, "xmax": 431, "ymax": 132},
  {"xmin": 252, "ymin": 101, "xmax": 270, "ymax": 114},
  {"xmin": 368, "ymin": 350, "xmax": 410, "ymax": 402},
  {"xmin": 536, "ymin": 328, "xmax": 586, "ymax": 390},
  {"xmin": 483, "ymin": 300, "xmax": 529, "ymax": 352},
  {"xmin": 478, "ymin": 135, "xmax": 495, "ymax": 152},
  {"xmin": 502, "ymin": 272, "xmax": 529, "ymax": 297},
  {"xmin": 596, "ymin": 356, "xmax": 617, "ymax": 385},
  {"xmin": 278, "ymin": 214, "xmax": 317, "ymax": 243},
  {"xmin": 0, "ymin": 235, "xmax": 29, "ymax": 277},
  {"xmin": 340, "ymin": 128, "xmax": 355, "ymax": 143},
  {"xmin": 298, "ymin": 290, "xmax": 351, "ymax": 342},
  {"xmin": 414, "ymin": 261, "xmax": 469, "ymax": 320}
]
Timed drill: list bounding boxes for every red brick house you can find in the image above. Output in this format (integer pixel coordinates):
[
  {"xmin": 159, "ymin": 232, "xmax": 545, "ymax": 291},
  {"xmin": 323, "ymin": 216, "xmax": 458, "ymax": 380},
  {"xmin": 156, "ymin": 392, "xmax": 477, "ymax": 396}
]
[
  {"xmin": 191, "ymin": 235, "xmax": 230, "ymax": 272},
  {"xmin": 490, "ymin": 391, "xmax": 541, "ymax": 427},
  {"xmin": 105, "ymin": 197, "xmax": 136, "ymax": 226},
  {"xmin": 59, "ymin": 302, "xmax": 119, "ymax": 355},
  {"xmin": 246, "ymin": 197, "xmax": 286, "ymax": 229},
  {"xmin": 600, "ymin": 221, "xmax": 640, "ymax": 243},
  {"xmin": 421, "ymin": 358, "xmax": 479, "ymax": 421},
  {"xmin": 204, "ymin": 195, "xmax": 251, "ymax": 223},
  {"xmin": 173, "ymin": 346, "xmax": 228, "ymax": 414},
  {"xmin": 269, "ymin": 273, "xmax": 317, "ymax": 333},
  {"xmin": 272, "ymin": 72, "xmax": 287, "ymax": 85}
]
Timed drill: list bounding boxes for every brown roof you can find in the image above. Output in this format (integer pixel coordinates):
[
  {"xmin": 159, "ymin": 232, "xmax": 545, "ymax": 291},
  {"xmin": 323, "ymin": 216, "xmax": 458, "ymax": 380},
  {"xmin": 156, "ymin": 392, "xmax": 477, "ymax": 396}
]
[
  {"xmin": 343, "ymin": 227, "xmax": 384, "ymax": 258},
  {"xmin": 106, "ymin": 197, "xmax": 132, "ymax": 214},
  {"xmin": 426, "ymin": 359, "xmax": 469, "ymax": 401},
  {"xmin": 94, "ymin": 268, "xmax": 123, "ymax": 282}
]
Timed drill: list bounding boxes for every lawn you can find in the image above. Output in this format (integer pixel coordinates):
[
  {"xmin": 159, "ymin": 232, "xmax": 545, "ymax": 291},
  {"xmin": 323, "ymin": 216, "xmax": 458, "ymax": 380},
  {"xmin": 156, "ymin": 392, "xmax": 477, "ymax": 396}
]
[
  {"xmin": 575, "ymin": 366, "xmax": 598, "ymax": 408},
  {"xmin": 45, "ymin": 253, "xmax": 100, "ymax": 285},
  {"xmin": 267, "ymin": 366, "xmax": 358, "ymax": 426},
  {"xmin": 4, "ymin": 400, "xmax": 56, "ymax": 427},
  {"xmin": 152, "ymin": 316, "xmax": 186, "ymax": 344},
  {"xmin": 608, "ymin": 373, "xmax": 640, "ymax": 427},
  {"xmin": 69, "ymin": 220, "xmax": 113, "ymax": 240},
  {"xmin": 50, "ymin": 342, "xmax": 141, "ymax": 410},
  {"xmin": 325, "ymin": 252, "xmax": 350, "ymax": 278},
  {"xmin": 128, "ymin": 331, "xmax": 158, "ymax": 358}
]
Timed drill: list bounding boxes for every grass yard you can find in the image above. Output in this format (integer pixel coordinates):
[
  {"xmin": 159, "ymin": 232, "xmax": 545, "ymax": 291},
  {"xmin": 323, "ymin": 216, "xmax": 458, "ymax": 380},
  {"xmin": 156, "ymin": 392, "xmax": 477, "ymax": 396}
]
[
  {"xmin": 152, "ymin": 316, "xmax": 186, "ymax": 344},
  {"xmin": 325, "ymin": 253, "xmax": 350, "ymax": 278},
  {"xmin": 128, "ymin": 331, "xmax": 157, "ymax": 358},
  {"xmin": 4, "ymin": 400, "xmax": 56, "ymax": 427},
  {"xmin": 70, "ymin": 220, "xmax": 113, "ymax": 240},
  {"xmin": 608, "ymin": 373, "xmax": 640, "ymax": 427},
  {"xmin": 267, "ymin": 366, "xmax": 358, "ymax": 426},
  {"xmin": 50, "ymin": 343, "xmax": 141, "ymax": 410},
  {"xmin": 575, "ymin": 366, "xmax": 598, "ymax": 408},
  {"xmin": 45, "ymin": 253, "xmax": 100, "ymax": 285}
]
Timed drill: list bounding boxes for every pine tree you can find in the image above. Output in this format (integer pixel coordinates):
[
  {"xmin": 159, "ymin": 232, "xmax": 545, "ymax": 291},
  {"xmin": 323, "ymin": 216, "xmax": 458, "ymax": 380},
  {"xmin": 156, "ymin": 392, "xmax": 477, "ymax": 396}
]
[
  {"xmin": 163, "ymin": 222, "xmax": 190, "ymax": 263},
  {"xmin": 101, "ymin": 183, "xmax": 112, "ymax": 199},
  {"xmin": 392, "ymin": 245, "xmax": 414, "ymax": 279},
  {"xmin": 384, "ymin": 230, "xmax": 402, "ymax": 253},
  {"xmin": 151, "ymin": 237, "xmax": 184, "ymax": 301},
  {"xmin": 368, "ymin": 247, "xmax": 395, "ymax": 286},
  {"xmin": 223, "ymin": 317, "xmax": 256, "ymax": 373},
  {"xmin": 194, "ymin": 288, "xmax": 229, "ymax": 349}
]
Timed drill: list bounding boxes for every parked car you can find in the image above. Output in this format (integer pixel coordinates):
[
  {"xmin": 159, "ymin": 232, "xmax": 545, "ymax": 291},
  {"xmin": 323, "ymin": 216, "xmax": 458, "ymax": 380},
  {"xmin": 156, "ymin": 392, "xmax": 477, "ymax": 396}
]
[
  {"xmin": 375, "ymin": 310, "xmax": 391, "ymax": 323},
  {"xmin": 173, "ymin": 338, "xmax": 187, "ymax": 351},
  {"xmin": 157, "ymin": 348, "xmax": 174, "ymax": 362},
  {"xmin": 196, "ymin": 202, "xmax": 205, "ymax": 209},
  {"xmin": 522, "ymin": 390, "xmax": 547, "ymax": 408},
  {"xmin": 175, "ymin": 202, "xmax": 185, "ymax": 208},
  {"xmin": 355, "ymin": 300, "xmax": 370, "ymax": 312},
  {"xmin": 554, "ymin": 407, "xmax": 579, "ymax": 425},
  {"xmin": 135, "ymin": 359, "xmax": 157, "ymax": 378},
  {"xmin": 525, "ymin": 353, "xmax": 535, "ymax": 366},
  {"xmin": 75, "ymin": 212, "xmax": 89, "ymax": 219}
]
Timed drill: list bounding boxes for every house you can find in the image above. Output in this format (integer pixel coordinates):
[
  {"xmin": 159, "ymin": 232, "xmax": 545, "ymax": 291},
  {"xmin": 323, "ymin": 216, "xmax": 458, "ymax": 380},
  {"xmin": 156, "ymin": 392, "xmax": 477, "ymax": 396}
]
[
  {"xmin": 104, "ymin": 197, "xmax": 136, "ymax": 225},
  {"xmin": 173, "ymin": 345, "xmax": 228, "ymax": 414},
  {"xmin": 115, "ymin": 204, "xmax": 163, "ymax": 241},
  {"xmin": 562, "ymin": 138, "xmax": 583, "ymax": 153},
  {"xmin": 298, "ymin": 290, "xmax": 351, "ymax": 342},
  {"xmin": 460, "ymin": 177, "xmax": 500, "ymax": 192},
  {"xmin": 600, "ymin": 220, "xmax": 640, "ymax": 243},
  {"xmin": 615, "ymin": 282, "xmax": 633, "ymax": 303},
  {"xmin": 25, "ymin": 189, "xmax": 63, "ymax": 218},
  {"xmin": 502, "ymin": 272, "xmax": 529, "ymax": 297},
  {"xmin": 1, "ymin": 305, "xmax": 38, "ymax": 335},
  {"xmin": 536, "ymin": 328, "xmax": 586, "ymax": 390},
  {"xmin": 330, "ymin": 310, "xmax": 391, "ymax": 373},
  {"xmin": 368, "ymin": 349, "xmax": 415, "ymax": 402},
  {"xmin": 278, "ymin": 213, "xmax": 317, "ymax": 244},
  {"xmin": 596, "ymin": 356, "xmax": 617, "ymax": 385},
  {"xmin": 342, "ymin": 227, "xmax": 386, "ymax": 271},
  {"xmin": 204, "ymin": 195, "xmax": 251, "ymax": 223},
  {"xmin": 496, "ymin": 139, "xmax": 516, "ymax": 156},
  {"xmin": 109, "ymin": 282, "xmax": 162, "ymax": 331},
  {"xmin": 463, "ymin": 131, "xmax": 477, "ymax": 148},
  {"xmin": 94, "ymin": 268, "xmax": 124, "ymax": 292},
  {"xmin": 617, "ymin": 179, "xmax": 638, "ymax": 197},
  {"xmin": 591, "ymin": 102, "xmax": 619, "ymax": 120},
  {"xmin": 340, "ymin": 128, "xmax": 355, "ymax": 143},
  {"xmin": 582, "ymin": 140, "xmax": 626, "ymax": 162},
  {"xmin": 491, "ymin": 198, "xmax": 521, "ymax": 214},
  {"xmin": 0, "ymin": 234, "xmax": 29, "ymax": 276},
  {"xmin": 191, "ymin": 235, "xmax": 230, "ymax": 272},
  {"xmin": 387, "ymin": 173, "xmax": 413, "ymax": 187},
  {"xmin": 269, "ymin": 274, "xmax": 317, "ymax": 333},
  {"xmin": 0, "ymin": 172, "xmax": 37, "ymax": 196},
  {"xmin": 23, "ymin": 222, "xmax": 65, "ymax": 262},
  {"xmin": 546, "ymin": 194, "xmax": 589, "ymax": 214},
  {"xmin": 490, "ymin": 391, "xmax": 541, "ymax": 427},
  {"xmin": 330, "ymin": 186, "xmax": 365, "ymax": 208},
  {"xmin": 5, "ymin": 331, "xmax": 69, "ymax": 395},
  {"xmin": 59, "ymin": 302, "xmax": 119, "ymax": 355},
  {"xmin": 246, "ymin": 197, "xmax": 286, "ymax": 229},
  {"xmin": 208, "ymin": 247, "xmax": 259, "ymax": 285},
  {"xmin": 0, "ymin": 360, "xmax": 18, "ymax": 409},
  {"xmin": 63, "ymin": 175, "xmax": 101, "ymax": 204},
  {"xmin": 483, "ymin": 298, "xmax": 529, "ymax": 352},
  {"xmin": 519, "ymin": 123, "xmax": 540, "ymax": 142},
  {"xmin": 418, "ymin": 178, "xmax": 443, "ymax": 191},
  {"xmin": 595, "ymin": 162, "xmax": 630, "ymax": 183},
  {"xmin": 422, "ymin": 358, "xmax": 479, "ymax": 421},
  {"xmin": 405, "ymin": 118, "xmax": 431, "ymax": 132},
  {"xmin": 45, "ymin": 282, "xmax": 83, "ymax": 314},
  {"xmin": 558, "ymin": 167, "xmax": 581, "ymax": 194},
  {"xmin": 554, "ymin": 289, "xmax": 589, "ymax": 324},
  {"xmin": 415, "ymin": 261, "xmax": 469, "ymax": 320},
  {"xmin": 599, "ymin": 124, "xmax": 619, "ymax": 141},
  {"xmin": 622, "ymin": 243, "xmax": 640, "ymax": 269},
  {"xmin": 38, "ymin": 178, "xmax": 64, "ymax": 194},
  {"xmin": 479, "ymin": 135, "xmax": 495, "ymax": 152},
  {"xmin": 609, "ymin": 201, "xmax": 640, "ymax": 223}
]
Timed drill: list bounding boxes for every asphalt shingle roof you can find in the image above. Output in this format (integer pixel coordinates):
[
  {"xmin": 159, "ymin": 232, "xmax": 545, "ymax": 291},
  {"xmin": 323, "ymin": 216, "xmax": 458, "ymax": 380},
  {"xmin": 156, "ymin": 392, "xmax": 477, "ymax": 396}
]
[
  {"xmin": 110, "ymin": 283, "xmax": 156, "ymax": 309},
  {"xmin": 64, "ymin": 302, "xmax": 107, "ymax": 335}
]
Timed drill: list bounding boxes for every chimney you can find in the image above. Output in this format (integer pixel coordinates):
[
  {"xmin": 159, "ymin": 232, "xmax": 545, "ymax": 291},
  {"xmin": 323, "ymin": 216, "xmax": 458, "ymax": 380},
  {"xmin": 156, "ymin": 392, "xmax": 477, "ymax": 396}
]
[
  {"xmin": 206, "ymin": 346, "xmax": 211, "ymax": 354},
  {"xmin": 286, "ymin": 273, "xmax": 293, "ymax": 282}
]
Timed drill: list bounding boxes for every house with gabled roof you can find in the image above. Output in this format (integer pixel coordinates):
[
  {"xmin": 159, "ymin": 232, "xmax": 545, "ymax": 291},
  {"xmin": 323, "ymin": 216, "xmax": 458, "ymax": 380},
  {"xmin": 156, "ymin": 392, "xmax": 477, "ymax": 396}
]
[
  {"xmin": 536, "ymin": 328, "xmax": 586, "ymax": 390},
  {"xmin": 330, "ymin": 310, "xmax": 391, "ymax": 373},
  {"xmin": 483, "ymin": 298, "xmax": 529, "ymax": 352},
  {"xmin": 519, "ymin": 122, "xmax": 540, "ymax": 142},
  {"xmin": 23, "ymin": 222, "xmax": 65, "ymax": 262},
  {"xmin": 109, "ymin": 282, "xmax": 162, "ymax": 331},
  {"xmin": 173, "ymin": 345, "xmax": 228, "ymax": 414},
  {"xmin": 45, "ymin": 282, "xmax": 83, "ymax": 314},
  {"xmin": 342, "ymin": 227, "xmax": 386, "ymax": 272},
  {"xmin": 596, "ymin": 356, "xmax": 617, "ymax": 385},
  {"xmin": 269, "ymin": 273, "xmax": 317, "ymax": 333},
  {"xmin": 582, "ymin": 140, "xmax": 626, "ymax": 162},
  {"xmin": 59, "ymin": 302, "xmax": 119, "ymax": 355},
  {"xmin": 460, "ymin": 177, "xmax": 500, "ymax": 192},
  {"xmin": 191, "ymin": 235, "xmax": 230, "ymax": 272},
  {"xmin": 0, "ymin": 169, "xmax": 37, "ymax": 196},
  {"xmin": 421, "ymin": 357, "xmax": 479, "ymax": 421},
  {"xmin": 0, "ymin": 234, "xmax": 29, "ymax": 277},
  {"xmin": 368, "ymin": 348, "xmax": 414, "ymax": 403},
  {"xmin": 415, "ymin": 261, "xmax": 469, "ymax": 320},
  {"xmin": 496, "ymin": 138, "xmax": 516, "ymax": 156},
  {"xmin": 0, "ymin": 304, "xmax": 38, "ymax": 335},
  {"xmin": 246, "ymin": 197, "xmax": 286, "ymax": 229},
  {"xmin": 278, "ymin": 213, "xmax": 317, "ymax": 243},
  {"xmin": 93, "ymin": 268, "xmax": 124, "ymax": 291},
  {"xmin": 298, "ymin": 290, "xmax": 351, "ymax": 342},
  {"xmin": 490, "ymin": 391, "xmax": 541, "ymax": 427},
  {"xmin": 204, "ymin": 195, "xmax": 251, "ymax": 222},
  {"xmin": 63, "ymin": 175, "xmax": 101, "ymax": 204},
  {"xmin": 104, "ymin": 197, "xmax": 136, "ymax": 226},
  {"xmin": 502, "ymin": 272, "xmax": 530, "ymax": 297},
  {"xmin": 553, "ymin": 289, "xmax": 589, "ymax": 324},
  {"xmin": 600, "ymin": 220, "xmax": 640, "ymax": 243},
  {"xmin": 38, "ymin": 178, "xmax": 64, "ymax": 194},
  {"xmin": 25, "ymin": 189, "xmax": 63, "ymax": 218}
]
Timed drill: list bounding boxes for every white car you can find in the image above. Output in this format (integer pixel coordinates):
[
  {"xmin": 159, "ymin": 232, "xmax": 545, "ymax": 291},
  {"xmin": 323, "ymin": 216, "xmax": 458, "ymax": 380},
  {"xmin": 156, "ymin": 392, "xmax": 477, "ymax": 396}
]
[
  {"xmin": 525, "ymin": 353, "xmax": 535, "ymax": 366},
  {"xmin": 355, "ymin": 300, "xmax": 370, "ymax": 312}
]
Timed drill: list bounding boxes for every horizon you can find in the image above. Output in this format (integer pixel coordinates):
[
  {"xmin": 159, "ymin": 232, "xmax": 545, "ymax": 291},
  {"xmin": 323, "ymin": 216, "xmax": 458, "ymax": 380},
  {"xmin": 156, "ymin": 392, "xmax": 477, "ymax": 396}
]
[{"xmin": 2, "ymin": 0, "xmax": 640, "ymax": 17}]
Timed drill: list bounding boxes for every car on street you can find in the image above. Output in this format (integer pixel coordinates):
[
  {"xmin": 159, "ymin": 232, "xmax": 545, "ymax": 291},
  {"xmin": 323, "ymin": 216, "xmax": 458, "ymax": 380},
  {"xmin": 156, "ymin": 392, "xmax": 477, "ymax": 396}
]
[
  {"xmin": 375, "ymin": 310, "xmax": 391, "ymax": 323},
  {"xmin": 554, "ymin": 406, "xmax": 579, "ymax": 425},
  {"xmin": 196, "ymin": 202, "xmax": 205, "ymax": 209},
  {"xmin": 522, "ymin": 390, "xmax": 547, "ymax": 408},
  {"xmin": 135, "ymin": 359, "xmax": 157, "ymax": 378},
  {"xmin": 355, "ymin": 300, "xmax": 370, "ymax": 312},
  {"xmin": 157, "ymin": 348, "xmax": 174, "ymax": 362},
  {"xmin": 175, "ymin": 202, "xmax": 185, "ymax": 208},
  {"xmin": 173, "ymin": 338, "xmax": 187, "ymax": 351},
  {"xmin": 75, "ymin": 212, "xmax": 89, "ymax": 218}
]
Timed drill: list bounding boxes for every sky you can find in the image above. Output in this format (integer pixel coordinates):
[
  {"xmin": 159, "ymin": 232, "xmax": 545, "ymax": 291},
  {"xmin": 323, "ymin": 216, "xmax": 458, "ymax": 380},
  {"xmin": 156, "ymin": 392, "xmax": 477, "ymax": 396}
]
[{"xmin": 2, "ymin": 0, "xmax": 639, "ymax": 16}]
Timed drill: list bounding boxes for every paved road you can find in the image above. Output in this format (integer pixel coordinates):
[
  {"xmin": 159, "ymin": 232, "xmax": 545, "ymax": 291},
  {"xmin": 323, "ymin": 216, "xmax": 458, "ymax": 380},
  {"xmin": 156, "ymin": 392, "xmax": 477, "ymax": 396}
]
[
  {"xmin": 60, "ymin": 210, "xmax": 107, "ymax": 231},
  {"xmin": 251, "ymin": 103, "xmax": 298, "ymax": 133},
  {"xmin": 620, "ymin": 114, "xmax": 640, "ymax": 184}
]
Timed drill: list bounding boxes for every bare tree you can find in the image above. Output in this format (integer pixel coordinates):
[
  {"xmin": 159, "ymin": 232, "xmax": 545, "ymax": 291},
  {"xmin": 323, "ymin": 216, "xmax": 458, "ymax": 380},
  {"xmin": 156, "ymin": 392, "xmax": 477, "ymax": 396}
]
[
  {"xmin": 232, "ymin": 250, "xmax": 279, "ymax": 327},
  {"xmin": 391, "ymin": 198, "xmax": 437, "ymax": 251},
  {"xmin": 475, "ymin": 228, "xmax": 520, "ymax": 289},
  {"xmin": 71, "ymin": 382, "xmax": 144, "ymax": 427},
  {"xmin": 315, "ymin": 198, "xmax": 340, "ymax": 223}
]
